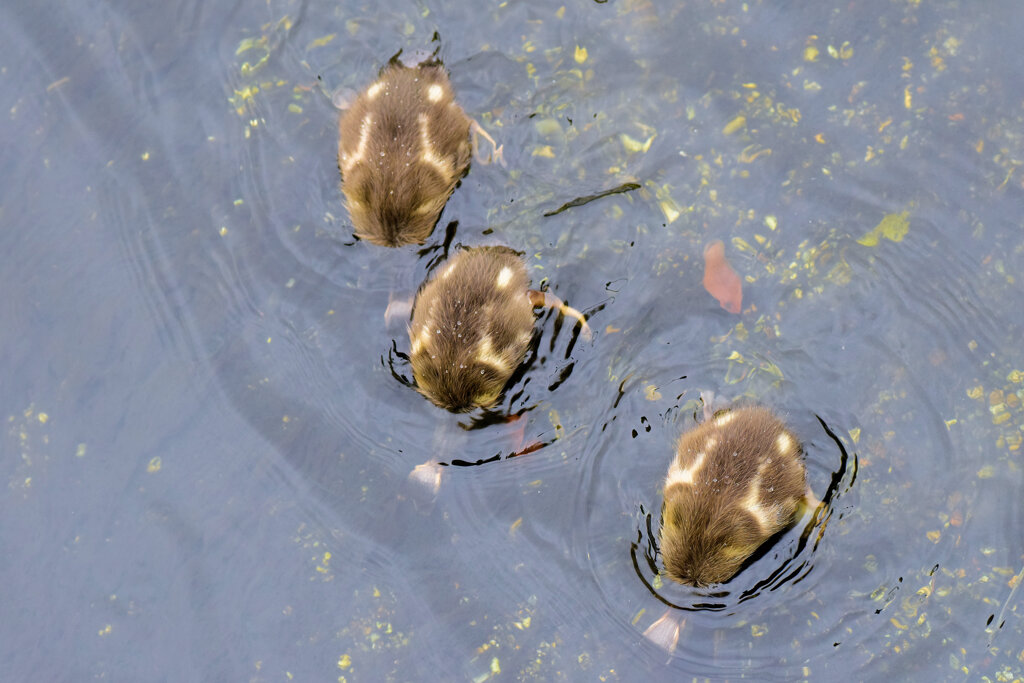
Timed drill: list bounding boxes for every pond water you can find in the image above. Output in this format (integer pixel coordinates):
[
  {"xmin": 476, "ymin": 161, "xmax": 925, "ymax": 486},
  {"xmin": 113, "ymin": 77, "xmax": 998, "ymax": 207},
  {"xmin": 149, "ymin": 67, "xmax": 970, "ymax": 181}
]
[{"xmin": 2, "ymin": 0, "xmax": 1023, "ymax": 680}]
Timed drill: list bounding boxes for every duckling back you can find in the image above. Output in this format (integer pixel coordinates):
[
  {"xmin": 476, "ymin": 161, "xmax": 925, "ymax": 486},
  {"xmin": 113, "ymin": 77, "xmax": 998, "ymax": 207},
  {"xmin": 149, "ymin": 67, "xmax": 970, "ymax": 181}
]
[
  {"xmin": 659, "ymin": 406, "xmax": 806, "ymax": 586},
  {"xmin": 409, "ymin": 247, "xmax": 535, "ymax": 412},
  {"xmin": 338, "ymin": 58, "xmax": 472, "ymax": 247}
]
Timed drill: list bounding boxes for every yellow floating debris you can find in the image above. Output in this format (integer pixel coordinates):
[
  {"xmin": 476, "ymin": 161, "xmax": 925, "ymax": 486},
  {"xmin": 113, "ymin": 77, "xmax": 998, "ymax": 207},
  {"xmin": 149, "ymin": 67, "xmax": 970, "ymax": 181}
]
[
  {"xmin": 857, "ymin": 211, "xmax": 909, "ymax": 246},
  {"xmin": 621, "ymin": 133, "xmax": 655, "ymax": 153},
  {"xmin": 235, "ymin": 85, "xmax": 258, "ymax": 101},
  {"xmin": 730, "ymin": 236, "xmax": 756, "ymax": 255},
  {"xmin": 722, "ymin": 115, "xmax": 746, "ymax": 135},
  {"xmin": 236, "ymin": 37, "xmax": 259, "ymax": 55},
  {"xmin": 47, "ymin": 76, "xmax": 71, "ymax": 91},
  {"xmin": 739, "ymin": 145, "xmax": 771, "ymax": 163},
  {"xmin": 659, "ymin": 200, "xmax": 680, "ymax": 224},
  {"xmin": 574, "ymin": 45, "xmax": 588, "ymax": 63},
  {"xmin": 534, "ymin": 118, "xmax": 562, "ymax": 136},
  {"xmin": 549, "ymin": 409, "xmax": 564, "ymax": 439},
  {"xmin": 308, "ymin": 34, "xmax": 336, "ymax": 49}
]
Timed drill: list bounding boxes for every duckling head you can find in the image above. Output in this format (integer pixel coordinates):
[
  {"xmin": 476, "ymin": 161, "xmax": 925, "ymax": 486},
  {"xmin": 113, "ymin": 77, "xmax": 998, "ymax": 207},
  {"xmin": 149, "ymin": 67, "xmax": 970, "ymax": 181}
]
[
  {"xmin": 344, "ymin": 169, "xmax": 452, "ymax": 247},
  {"xmin": 410, "ymin": 345, "xmax": 514, "ymax": 412},
  {"xmin": 659, "ymin": 486, "xmax": 765, "ymax": 587}
]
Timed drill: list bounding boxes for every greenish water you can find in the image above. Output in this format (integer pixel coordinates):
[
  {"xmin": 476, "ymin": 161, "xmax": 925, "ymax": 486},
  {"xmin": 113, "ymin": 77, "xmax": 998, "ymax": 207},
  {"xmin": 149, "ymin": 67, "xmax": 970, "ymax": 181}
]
[{"xmin": 2, "ymin": 0, "xmax": 1022, "ymax": 680}]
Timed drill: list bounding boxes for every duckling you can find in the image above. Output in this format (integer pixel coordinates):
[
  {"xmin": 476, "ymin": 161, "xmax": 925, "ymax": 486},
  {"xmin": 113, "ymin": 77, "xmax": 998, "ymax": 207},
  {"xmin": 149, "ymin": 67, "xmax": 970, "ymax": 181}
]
[
  {"xmin": 659, "ymin": 405, "xmax": 815, "ymax": 587},
  {"xmin": 337, "ymin": 54, "xmax": 503, "ymax": 247},
  {"xmin": 408, "ymin": 245, "xmax": 591, "ymax": 412}
]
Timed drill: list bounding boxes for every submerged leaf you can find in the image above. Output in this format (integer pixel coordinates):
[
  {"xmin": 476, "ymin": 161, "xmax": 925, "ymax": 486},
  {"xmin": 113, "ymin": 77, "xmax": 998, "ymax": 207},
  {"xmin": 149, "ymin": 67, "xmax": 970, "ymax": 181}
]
[
  {"xmin": 858, "ymin": 211, "xmax": 910, "ymax": 246},
  {"xmin": 722, "ymin": 115, "xmax": 746, "ymax": 135},
  {"xmin": 703, "ymin": 240, "xmax": 742, "ymax": 314},
  {"xmin": 878, "ymin": 211, "xmax": 910, "ymax": 241},
  {"xmin": 621, "ymin": 133, "xmax": 655, "ymax": 153},
  {"xmin": 308, "ymin": 34, "xmax": 336, "ymax": 49}
]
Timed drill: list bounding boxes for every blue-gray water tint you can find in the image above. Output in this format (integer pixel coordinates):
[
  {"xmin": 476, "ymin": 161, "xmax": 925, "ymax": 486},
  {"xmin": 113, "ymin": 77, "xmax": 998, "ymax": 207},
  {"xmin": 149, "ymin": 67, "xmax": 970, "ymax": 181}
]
[{"xmin": 2, "ymin": 0, "xmax": 1022, "ymax": 679}]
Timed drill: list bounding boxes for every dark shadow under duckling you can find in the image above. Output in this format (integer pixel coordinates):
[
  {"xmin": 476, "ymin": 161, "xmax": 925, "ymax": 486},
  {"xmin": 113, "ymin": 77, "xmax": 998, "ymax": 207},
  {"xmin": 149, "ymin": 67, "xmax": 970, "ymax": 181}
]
[
  {"xmin": 658, "ymin": 404, "xmax": 815, "ymax": 588},
  {"xmin": 338, "ymin": 55, "xmax": 502, "ymax": 247},
  {"xmin": 408, "ymin": 245, "xmax": 590, "ymax": 413}
]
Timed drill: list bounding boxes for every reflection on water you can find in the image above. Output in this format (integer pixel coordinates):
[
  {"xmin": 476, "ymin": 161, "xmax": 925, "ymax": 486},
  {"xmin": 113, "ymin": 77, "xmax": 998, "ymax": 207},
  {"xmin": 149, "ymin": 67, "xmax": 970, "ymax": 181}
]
[{"xmin": 2, "ymin": 0, "xmax": 1023, "ymax": 680}]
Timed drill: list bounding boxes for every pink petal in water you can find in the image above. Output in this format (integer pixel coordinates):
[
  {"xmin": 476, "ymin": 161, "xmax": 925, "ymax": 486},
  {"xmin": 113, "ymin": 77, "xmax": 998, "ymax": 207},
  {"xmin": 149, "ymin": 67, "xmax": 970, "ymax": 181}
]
[{"xmin": 702, "ymin": 239, "xmax": 742, "ymax": 314}]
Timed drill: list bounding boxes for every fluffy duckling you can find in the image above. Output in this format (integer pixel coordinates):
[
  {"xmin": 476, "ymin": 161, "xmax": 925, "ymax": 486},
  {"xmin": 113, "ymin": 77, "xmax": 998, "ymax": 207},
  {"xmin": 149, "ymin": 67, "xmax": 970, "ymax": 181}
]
[
  {"xmin": 337, "ymin": 55, "xmax": 502, "ymax": 247},
  {"xmin": 408, "ymin": 246, "xmax": 590, "ymax": 412},
  {"xmin": 659, "ymin": 405, "xmax": 813, "ymax": 587}
]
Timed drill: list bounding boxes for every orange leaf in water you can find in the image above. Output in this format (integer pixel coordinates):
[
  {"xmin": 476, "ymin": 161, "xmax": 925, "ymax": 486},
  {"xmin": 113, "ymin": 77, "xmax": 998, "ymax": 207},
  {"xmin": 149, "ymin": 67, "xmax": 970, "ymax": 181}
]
[{"xmin": 703, "ymin": 240, "xmax": 742, "ymax": 314}]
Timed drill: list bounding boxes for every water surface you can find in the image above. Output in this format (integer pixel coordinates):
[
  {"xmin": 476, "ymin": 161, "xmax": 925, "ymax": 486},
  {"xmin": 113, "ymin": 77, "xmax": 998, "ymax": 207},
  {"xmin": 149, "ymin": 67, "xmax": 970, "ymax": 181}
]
[{"xmin": 2, "ymin": 0, "xmax": 1023, "ymax": 679}]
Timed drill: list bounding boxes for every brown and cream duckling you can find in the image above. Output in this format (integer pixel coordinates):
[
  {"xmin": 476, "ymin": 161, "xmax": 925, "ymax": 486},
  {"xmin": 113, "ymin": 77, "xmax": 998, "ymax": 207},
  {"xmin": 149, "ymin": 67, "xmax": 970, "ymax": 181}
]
[
  {"xmin": 408, "ymin": 245, "xmax": 590, "ymax": 412},
  {"xmin": 658, "ymin": 405, "xmax": 816, "ymax": 587},
  {"xmin": 338, "ymin": 55, "xmax": 503, "ymax": 247}
]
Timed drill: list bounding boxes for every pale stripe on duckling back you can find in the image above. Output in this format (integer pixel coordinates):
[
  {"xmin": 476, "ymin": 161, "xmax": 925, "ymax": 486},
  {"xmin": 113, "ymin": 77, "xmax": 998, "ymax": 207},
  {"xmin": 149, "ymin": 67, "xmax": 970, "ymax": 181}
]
[{"xmin": 340, "ymin": 113, "xmax": 374, "ymax": 174}]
